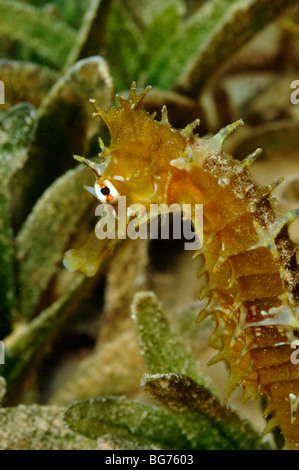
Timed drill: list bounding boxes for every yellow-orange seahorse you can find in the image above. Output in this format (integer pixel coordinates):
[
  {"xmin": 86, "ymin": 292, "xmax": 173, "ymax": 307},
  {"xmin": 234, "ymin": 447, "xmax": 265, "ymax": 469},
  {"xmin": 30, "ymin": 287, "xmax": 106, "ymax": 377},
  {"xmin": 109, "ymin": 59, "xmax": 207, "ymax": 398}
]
[{"xmin": 64, "ymin": 83, "xmax": 299, "ymax": 449}]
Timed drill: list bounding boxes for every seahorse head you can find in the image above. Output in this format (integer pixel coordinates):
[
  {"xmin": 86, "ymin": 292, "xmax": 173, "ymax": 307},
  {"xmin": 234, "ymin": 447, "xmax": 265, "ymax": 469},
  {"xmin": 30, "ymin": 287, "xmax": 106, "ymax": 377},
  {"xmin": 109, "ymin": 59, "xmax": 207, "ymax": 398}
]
[
  {"xmin": 76, "ymin": 83, "xmax": 192, "ymax": 207},
  {"xmin": 63, "ymin": 83, "xmax": 242, "ymax": 276}
]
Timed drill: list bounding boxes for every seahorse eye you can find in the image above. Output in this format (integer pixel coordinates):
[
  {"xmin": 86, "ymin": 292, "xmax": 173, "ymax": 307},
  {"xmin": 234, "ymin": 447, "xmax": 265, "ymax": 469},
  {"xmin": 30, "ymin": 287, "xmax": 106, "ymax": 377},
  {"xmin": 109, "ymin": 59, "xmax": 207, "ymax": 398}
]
[
  {"xmin": 100, "ymin": 186, "xmax": 110, "ymax": 196},
  {"xmin": 94, "ymin": 179, "xmax": 119, "ymax": 203}
]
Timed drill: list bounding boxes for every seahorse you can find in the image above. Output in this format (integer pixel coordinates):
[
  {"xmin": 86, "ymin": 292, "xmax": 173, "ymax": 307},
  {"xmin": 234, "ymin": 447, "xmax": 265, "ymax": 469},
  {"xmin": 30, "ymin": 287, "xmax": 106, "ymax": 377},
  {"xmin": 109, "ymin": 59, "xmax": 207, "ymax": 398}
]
[{"xmin": 63, "ymin": 83, "xmax": 299, "ymax": 449}]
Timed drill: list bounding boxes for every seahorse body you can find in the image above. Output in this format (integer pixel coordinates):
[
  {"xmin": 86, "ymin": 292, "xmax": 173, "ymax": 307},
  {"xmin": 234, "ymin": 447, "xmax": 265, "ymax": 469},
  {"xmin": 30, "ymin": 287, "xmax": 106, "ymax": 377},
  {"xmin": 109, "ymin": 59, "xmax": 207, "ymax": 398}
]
[{"xmin": 64, "ymin": 83, "xmax": 299, "ymax": 449}]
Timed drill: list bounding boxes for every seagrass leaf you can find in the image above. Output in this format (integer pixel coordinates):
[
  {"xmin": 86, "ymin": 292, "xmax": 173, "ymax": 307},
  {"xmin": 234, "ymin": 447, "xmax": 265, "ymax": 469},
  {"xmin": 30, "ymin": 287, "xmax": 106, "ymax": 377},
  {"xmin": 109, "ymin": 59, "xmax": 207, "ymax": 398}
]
[
  {"xmin": 184, "ymin": 0, "xmax": 207, "ymax": 14},
  {"xmin": 131, "ymin": 291, "xmax": 213, "ymax": 390},
  {"xmin": 106, "ymin": 1, "xmax": 143, "ymax": 91},
  {"xmin": 176, "ymin": 0, "xmax": 299, "ymax": 96},
  {"xmin": 50, "ymin": 240, "xmax": 149, "ymax": 406},
  {"xmin": 0, "ymin": 60, "xmax": 58, "ymax": 110},
  {"xmin": 121, "ymin": 0, "xmax": 184, "ymax": 28},
  {"xmin": 16, "ymin": 55, "xmax": 113, "ymax": 225},
  {"xmin": 142, "ymin": 373, "xmax": 272, "ymax": 450},
  {"xmin": 145, "ymin": 0, "xmax": 298, "ymax": 95},
  {"xmin": 139, "ymin": 1, "xmax": 184, "ymax": 76},
  {"xmin": 0, "ymin": 377, "xmax": 6, "ymax": 404},
  {"xmin": 1, "ymin": 274, "xmax": 87, "ymax": 394},
  {"xmin": 0, "ymin": 103, "xmax": 37, "ymax": 338},
  {"xmin": 66, "ymin": 0, "xmax": 113, "ymax": 67},
  {"xmin": 0, "ymin": 0, "xmax": 75, "ymax": 69},
  {"xmin": 64, "ymin": 396, "xmax": 190, "ymax": 449},
  {"xmin": 0, "ymin": 404, "xmax": 99, "ymax": 450},
  {"xmin": 16, "ymin": 165, "xmax": 94, "ymax": 320}
]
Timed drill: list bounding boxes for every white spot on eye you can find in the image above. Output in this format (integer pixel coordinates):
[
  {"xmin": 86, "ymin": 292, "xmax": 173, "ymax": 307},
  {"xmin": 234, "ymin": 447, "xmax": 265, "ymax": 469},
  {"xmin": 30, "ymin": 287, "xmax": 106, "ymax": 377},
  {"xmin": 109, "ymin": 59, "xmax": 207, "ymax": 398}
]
[{"xmin": 94, "ymin": 180, "xmax": 119, "ymax": 204}]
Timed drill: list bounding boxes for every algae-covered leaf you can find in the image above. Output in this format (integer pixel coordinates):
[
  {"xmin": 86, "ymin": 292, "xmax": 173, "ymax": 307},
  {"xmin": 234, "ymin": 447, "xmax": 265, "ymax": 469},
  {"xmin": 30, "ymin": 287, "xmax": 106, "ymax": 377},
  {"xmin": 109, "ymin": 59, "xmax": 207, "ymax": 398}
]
[
  {"xmin": 0, "ymin": 103, "xmax": 37, "ymax": 338},
  {"xmin": 53, "ymin": 0, "xmax": 91, "ymax": 28},
  {"xmin": 121, "ymin": 0, "xmax": 184, "ymax": 28},
  {"xmin": 0, "ymin": 0, "xmax": 76, "ymax": 69},
  {"xmin": 0, "ymin": 376, "xmax": 6, "ymax": 404},
  {"xmin": 0, "ymin": 60, "xmax": 58, "ymax": 110},
  {"xmin": 66, "ymin": 0, "xmax": 113, "ymax": 67},
  {"xmin": 64, "ymin": 396, "xmax": 190, "ymax": 449},
  {"xmin": 142, "ymin": 373, "xmax": 271, "ymax": 450},
  {"xmin": 0, "ymin": 404, "xmax": 100, "ymax": 450},
  {"xmin": 139, "ymin": 1, "xmax": 184, "ymax": 79},
  {"xmin": 2, "ymin": 274, "xmax": 87, "ymax": 394},
  {"xmin": 132, "ymin": 292, "xmax": 271, "ymax": 449},
  {"xmin": 146, "ymin": 0, "xmax": 298, "ymax": 94},
  {"xmin": 51, "ymin": 240, "xmax": 149, "ymax": 406},
  {"xmin": 185, "ymin": 0, "xmax": 207, "ymax": 14},
  {"xmin": 176, "ymin": 0, "xmax": 299, "ymax": 96},
  {"xmin": 106, "ymin": 1, "xmax": 144, "ymax": 91},
  {"xmin": 17, "ymin": 164, "xmax": 94, "ymax": 320},
  {"xmin": 106, "ymin": 0, "xmax": 185, "ymax": 92},
  {"xmin": 17, "ymin": 55, "xmax": 113, "ymax": 224},
  {"xmin": 131, "ymin": 291, "xmax": 213, "ymax": 390}
]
